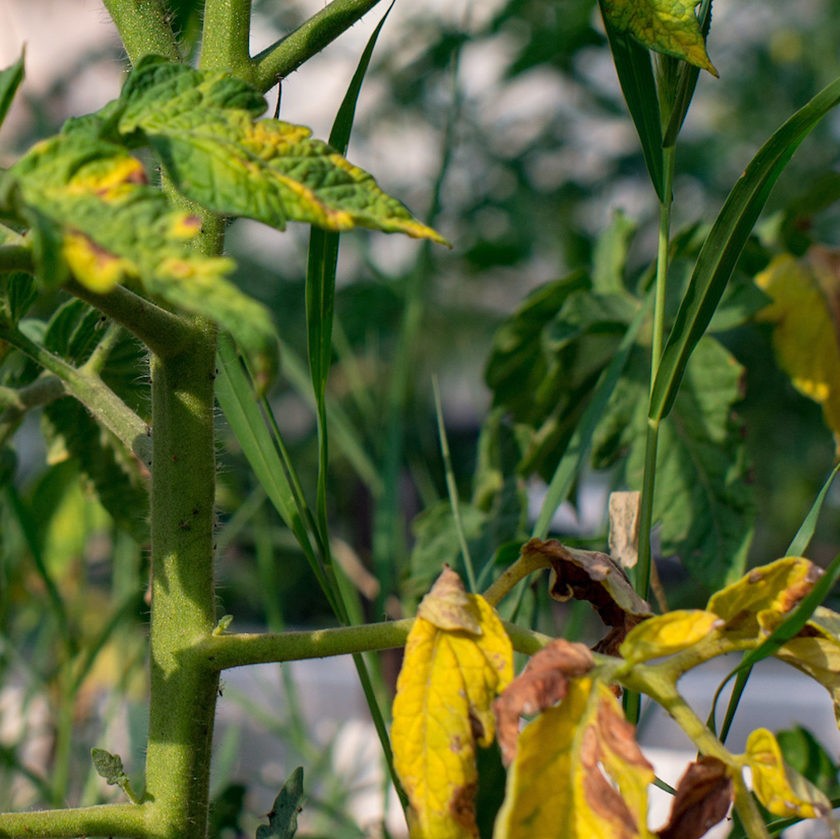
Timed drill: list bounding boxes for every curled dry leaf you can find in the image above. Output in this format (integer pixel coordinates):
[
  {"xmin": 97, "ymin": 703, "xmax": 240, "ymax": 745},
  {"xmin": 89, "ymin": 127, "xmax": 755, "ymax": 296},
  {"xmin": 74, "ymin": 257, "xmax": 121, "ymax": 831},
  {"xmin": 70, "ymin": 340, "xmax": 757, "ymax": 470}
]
[
  {"xmin": 494, "ymin": 639, "xmax": 595, "ymax": 765},
  {"xmin": 656, "ymin": 757, "xmax": 732, "ymax": 839},
  {"xmin": 522, "ymin": 538, "xmax": 652, "ymax": 654},
  {"xmin": 416, "ymin": 565, "xmax": 482, "ymax": 634}
]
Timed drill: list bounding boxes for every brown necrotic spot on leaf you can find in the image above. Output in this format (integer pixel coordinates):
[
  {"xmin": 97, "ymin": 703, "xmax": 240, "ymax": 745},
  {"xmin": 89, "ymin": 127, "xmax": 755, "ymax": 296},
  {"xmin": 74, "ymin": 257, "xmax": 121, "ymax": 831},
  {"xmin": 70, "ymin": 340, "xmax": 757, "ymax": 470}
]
[
  {"xmin": 449, "ymin": 781, "xmax": 479, "ymax": 832},
  {"xmin": 494, "ymin": 638, "xmax": 594, "ymax": 765},
  {"xmin": 523, "ymin": 538, "xmax": 652, "ymax": 653},
  {"xmin": 657, "ymin": 757, "xmax": 733, "ymax": 839}
]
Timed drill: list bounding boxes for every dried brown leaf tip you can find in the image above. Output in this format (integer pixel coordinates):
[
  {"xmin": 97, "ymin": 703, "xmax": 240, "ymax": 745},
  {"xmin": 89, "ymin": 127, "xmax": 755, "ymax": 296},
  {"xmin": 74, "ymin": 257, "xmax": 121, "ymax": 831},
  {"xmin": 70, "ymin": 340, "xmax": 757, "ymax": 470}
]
[
  {"xmin": 416, "ymin": 564, "xmax": 482, "ymax": 633},
  {"xmin": 523, "ymin": 538, "xmax": 652, "ymax": 654},
  {"xmin": 657, "ymin": 757, "xmax": 733, "ymax": 839},
  {"xmin": 493, "ymin": 638, "xmax": 594, "ymax": 765}
]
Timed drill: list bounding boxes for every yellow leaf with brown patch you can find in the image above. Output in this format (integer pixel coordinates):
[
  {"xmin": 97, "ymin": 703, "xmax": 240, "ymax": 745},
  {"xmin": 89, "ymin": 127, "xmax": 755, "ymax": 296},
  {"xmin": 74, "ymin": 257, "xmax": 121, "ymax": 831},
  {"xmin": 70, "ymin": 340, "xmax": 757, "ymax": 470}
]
[
  {"xmin": 706, "ymin": 557, "xmax": 822, "ymax": 641},
  {"xmin": 392, "ymin": 568, "xmax": 513, "ymax": 839},
  {"xmin": 62, "ymin": 231, "xmax": 137, "ymax": 293},
  {"xmin": 743, "ymin": 728, "xmax": 830, "ymax": 819},
  {"xmin": 494, "ymin": 676, "xmax": 654, "ymax": 839}
]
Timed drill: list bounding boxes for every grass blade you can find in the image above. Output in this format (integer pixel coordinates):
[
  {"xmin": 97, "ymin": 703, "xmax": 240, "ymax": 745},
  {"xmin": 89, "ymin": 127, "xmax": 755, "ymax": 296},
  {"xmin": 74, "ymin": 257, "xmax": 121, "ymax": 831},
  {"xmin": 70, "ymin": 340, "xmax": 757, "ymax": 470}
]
[
  {"xmin": 599, "ymin": 3, "xmax": 664, "ymax": 201},
  {"xmin": 651, "ymin": 75, "xmax": 840, "ymax": 423}
]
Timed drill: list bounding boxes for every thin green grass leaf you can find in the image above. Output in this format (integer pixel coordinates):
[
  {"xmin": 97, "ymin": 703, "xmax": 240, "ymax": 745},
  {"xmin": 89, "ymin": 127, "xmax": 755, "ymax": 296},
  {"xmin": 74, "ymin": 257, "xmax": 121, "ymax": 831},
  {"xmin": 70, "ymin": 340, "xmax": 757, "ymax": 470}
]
[
  {"xmin": 599, "ymin": 4, "xmax": 665, "ymax": 201},
  {"xmin": 533, "ymin": 295, "xmax": 651, "ymax": 539},
  {"xmin": 215, "ymin": 335, "xmax": 334, "ymax": 605},
  {"xmin": 432, "ymin": 376, "xmax": 477, "ymax": 592},
  {"xmin": 0, "ymin": 50, "xmax": 25, "ymax": 131},
  {"xmin": 651, "ymin": 75, "xmax": 840, "ymax": 423}
]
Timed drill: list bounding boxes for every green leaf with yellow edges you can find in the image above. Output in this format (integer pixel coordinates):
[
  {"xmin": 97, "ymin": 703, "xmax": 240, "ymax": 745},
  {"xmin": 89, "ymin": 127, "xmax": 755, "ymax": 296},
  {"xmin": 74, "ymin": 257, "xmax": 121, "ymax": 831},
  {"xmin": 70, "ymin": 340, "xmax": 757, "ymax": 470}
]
[
  {"xmin": 392, "ymin": 567, "xmax": 513, "ymax": 839},
  {"xmin": 619, "ymin": 610, "xmax": 722, "ymax": 664},
  {"xmin": 742, "ymin": 728, "xmax": 830, "ymax": 820},
  {"xmin": 1, "ymin": 132, "xmax": 276, "ymax": 367},
  {"xmin": 707, "ymin": 557, "xmax": 822, "ymax": 641},
  {"xmin": 600, "ymin": 0, "xmax": 717, "ymax": 76},
  {"xmin": 116, "ymin": 56, "xmax": 447, "ymax": 244},
  {"xmin": 494, "ymin": 676, "xmax": 655, "ymax": 838},
  {"xmin": 755, "ymin": 249, "xmax": 840, "ymax": 452}
]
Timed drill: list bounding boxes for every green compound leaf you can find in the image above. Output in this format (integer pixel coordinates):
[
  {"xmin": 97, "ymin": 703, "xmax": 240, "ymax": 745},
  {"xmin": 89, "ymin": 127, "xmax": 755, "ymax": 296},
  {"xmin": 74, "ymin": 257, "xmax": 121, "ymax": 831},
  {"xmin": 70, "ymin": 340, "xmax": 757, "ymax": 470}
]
[
  {"xmin": 1, "ymin": 132, "xmax": 276, "ymax": 367},
  {"xmin": 601, "ymin": 0, "xmax": 717, "ymax": 76},
  {"xmin": 256, "ymin": 767, "xmax": 304, "ymax": 839},
  {"xmin": 117, "ymin": 56, "xmax": 447, "ymax": 243}
]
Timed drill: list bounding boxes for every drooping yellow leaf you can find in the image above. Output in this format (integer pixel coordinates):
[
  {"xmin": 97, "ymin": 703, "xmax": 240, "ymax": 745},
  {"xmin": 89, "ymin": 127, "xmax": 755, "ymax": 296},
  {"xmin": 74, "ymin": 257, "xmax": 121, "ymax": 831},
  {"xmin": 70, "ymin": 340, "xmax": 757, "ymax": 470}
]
[
  {"xmin": 706, "ymin": 557, "xmax": 821, "ymax": 640},
  {"xmin": 755, "ymin": 250, "xmax": 840, "ymax": 450},
  {"xmin": 742, "ymin": 728, "xmax": 830, "ymax": 819},
  {"xmin": 392, "ymin": 568, "xmax": 513, "ymax": 839},
  {"xmin": 776, "ymin": 606, "xmax": 840, "ymax": 724},
  {"xmin": 600, "ymin": 0, "xmax": 718, "ymax": 76},
  {"xmin": 619, "ymin": 610, "xmax": 722, "ymax": 664},
  {"xmin": 494, "ymin": 676, "xmax": 655, "ymax": 839}
]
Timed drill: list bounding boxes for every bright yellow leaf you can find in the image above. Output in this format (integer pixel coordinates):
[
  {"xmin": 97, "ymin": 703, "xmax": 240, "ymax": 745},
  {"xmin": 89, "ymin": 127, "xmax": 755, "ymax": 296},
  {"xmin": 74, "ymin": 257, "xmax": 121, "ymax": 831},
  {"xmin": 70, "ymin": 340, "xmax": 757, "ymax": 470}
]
[
  {"xmin": 755, "ymin": 251, "xmax": 840, "ymax": 450},
  {"xmin": 706, "ymin": 557, "xmax": 821, "ymax": 640},
  {"xmin": 619, "ymin": 610, "xmax": 722, "ymax": 664},
  {"xmin": 392, "ymin": 568, "xmax": 513, "ymax": 839},
  {"xmin": 743, "ymin": 728, "xmax": 830, "ymax": 819},
  {"xmin": 494, "ymin": 676, "xmax": 655, "ymax": 839}
]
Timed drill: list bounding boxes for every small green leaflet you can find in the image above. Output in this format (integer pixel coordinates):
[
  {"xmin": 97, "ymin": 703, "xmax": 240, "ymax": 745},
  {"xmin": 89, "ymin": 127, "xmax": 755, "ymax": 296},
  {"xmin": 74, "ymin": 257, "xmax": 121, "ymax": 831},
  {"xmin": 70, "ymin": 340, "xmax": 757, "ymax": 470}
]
[
  {"xmin": 0, "ymin": 50, "xmax": 25, "ymax": 131},
  {"xmin": 256, "ymin": 767, "xmax": 304, "ymax": 839},
  {"xmin": 601, "ymin": 0, "xmax": 718, "ymax": 76},
  {"xmin": 91, "ymin": 747, "xmax": 139, "ymax": 804}
]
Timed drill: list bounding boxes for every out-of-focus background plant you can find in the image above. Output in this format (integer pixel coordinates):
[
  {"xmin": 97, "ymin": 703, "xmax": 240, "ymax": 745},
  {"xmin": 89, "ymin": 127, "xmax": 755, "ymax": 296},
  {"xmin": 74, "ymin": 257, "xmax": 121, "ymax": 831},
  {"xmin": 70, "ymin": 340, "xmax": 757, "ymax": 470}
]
[{"xmin": 1, "ymin": 0, "xmax": 840, "ymax": 835}]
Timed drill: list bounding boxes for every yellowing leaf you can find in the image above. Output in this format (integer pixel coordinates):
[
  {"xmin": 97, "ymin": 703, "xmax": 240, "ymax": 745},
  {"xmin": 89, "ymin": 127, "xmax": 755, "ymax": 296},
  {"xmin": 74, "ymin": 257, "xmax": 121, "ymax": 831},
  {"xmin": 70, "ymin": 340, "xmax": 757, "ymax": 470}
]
[
  {"xmin": 116, "ymin": 56, "xmax": 448, "ymax": 244},
  {"xmin": 600, "ymin": 0, "xmax": 718, "ymax": 76},
  {"xmin": 392, "ymin": 568, "xmax": 513, "ymax": 839},
  {"xmin": 619, "ymin": 610, "xmax": 722, "ymax": 664},
  {"xmin": 494, "ymin": 677, "xmax": 654, "ymax": 839},
  {"xmin": 755, "ymin": 250, "xmax": 840, "ymax": 450},
  {"xmin": 776, "ymin": 607, "xmax": 840, "ymax": 724},
  {"xmin": 706, "ymin": 557, "xmax": 821, "ymax": 640},
  {"xmin": 743, "ymin": 728, "xmax": 830, "ymax": 819}
]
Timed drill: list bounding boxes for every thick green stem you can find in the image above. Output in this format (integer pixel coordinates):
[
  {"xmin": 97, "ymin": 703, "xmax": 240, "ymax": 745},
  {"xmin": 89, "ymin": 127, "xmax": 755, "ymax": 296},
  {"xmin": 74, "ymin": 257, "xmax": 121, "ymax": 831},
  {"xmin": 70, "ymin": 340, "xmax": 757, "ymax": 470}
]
[
  {"xmin": 199, "ymin": 0, "xmax": 256, "ymax": 83},
  {"xmin": 101, "ymin": 0, "xmax": 179, "ymax": 64},
  {"xmin": 253, "ymin": 0, "xmax": 386, "ymax": 90},
  {"xmin": 143, "ymin": 319, "xmax": 219, "ymax": 838}
]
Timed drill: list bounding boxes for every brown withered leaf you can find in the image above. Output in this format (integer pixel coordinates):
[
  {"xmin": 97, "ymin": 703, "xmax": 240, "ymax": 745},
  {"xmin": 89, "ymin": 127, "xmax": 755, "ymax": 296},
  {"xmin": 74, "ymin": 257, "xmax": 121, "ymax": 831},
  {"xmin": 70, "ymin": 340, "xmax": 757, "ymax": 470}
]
[
  {"xmin": 416, "ymin": 564, "xmax": 482, "ymax": 634},
  {"xmin": 523, "ymin": 538, "xmax": 652, "ymax": 654},
  {"xmin": 493, "ymin": 638, "xmax": 594, "ymax": 765},
  {"xmin": 657, "ymin": 757, "xmax": 733, "ymax": 839}
]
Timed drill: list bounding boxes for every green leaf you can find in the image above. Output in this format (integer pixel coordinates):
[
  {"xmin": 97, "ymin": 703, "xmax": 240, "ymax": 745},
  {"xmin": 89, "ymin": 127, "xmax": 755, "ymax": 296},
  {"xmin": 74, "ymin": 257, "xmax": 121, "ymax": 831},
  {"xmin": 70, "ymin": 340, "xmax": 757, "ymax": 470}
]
[
  {"xmin": 651, "ymin": 75, "xmax": 840, "ymax": 424},
  {"xmin": 91, "ymin": 747, "xmax": 139, "ymax": 804},
  {"xmin": 0, "ymin": 51, "xmax": 25, "ymax": 131},
  {"xmin": 256, "ymin": 767, "xmax": 305, "ymax": 839},
  {"xmin": 600, "ymin": 0, "xmax": 717, "ymax": 75},
  {"xmin": 116, "ymin": 56, "xmax": 447, "ymax": 243}
]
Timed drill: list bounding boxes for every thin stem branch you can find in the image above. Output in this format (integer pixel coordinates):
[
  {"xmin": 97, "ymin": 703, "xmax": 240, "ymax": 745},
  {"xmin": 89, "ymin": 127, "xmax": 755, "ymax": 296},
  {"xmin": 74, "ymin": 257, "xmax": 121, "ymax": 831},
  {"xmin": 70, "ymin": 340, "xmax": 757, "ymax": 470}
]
[
  {"xmin": 635, "ymin": 144, "xmax": 677, "ymax": 603},
  {"xmin": 67, "ymin": 279, "xmax": 194, "ymax": 359},
  {"xmin": 0, "ymin": 322, "xmax": 151, "ymax": 467},
  {"xmin": 253, "ymin": 0, "xmax": 387, "ymax": 91},
  {"xmin": 0, "ymin": 803, "xmax": 148, "ymax": 838},
  {"xmin": 197, "ymin": 617, "xmax": 552, "ymax": 672}
]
